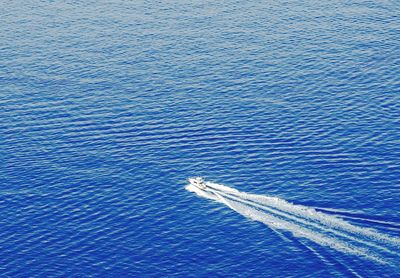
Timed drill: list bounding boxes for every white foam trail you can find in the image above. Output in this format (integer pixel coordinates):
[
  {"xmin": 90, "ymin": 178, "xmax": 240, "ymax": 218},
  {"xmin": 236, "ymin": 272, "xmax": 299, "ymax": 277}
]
[
  {"xmin": 185, "ymin": 184, "xmax": 220, "ymax": 202},
  {"xmin": 212, "ymin": 188, "xmax": 398, "ymax": 257},
  {"xmin": 313, "ymin": 207, "xmax": 400, "ymax": 231},
  {"xmin": 218, "ymin": 194, "xmax": 386, "ymax": 264},
  {"xmin": 206, "ymin": 182, "xmax": 239, "ymax": 194},
  {"xmin": 226, "ymin": 190, "xmax": 400, "ymax": 247},
  {"xmin": 186, "ymin": 182, "xmax": 400, "ymax": 265}
]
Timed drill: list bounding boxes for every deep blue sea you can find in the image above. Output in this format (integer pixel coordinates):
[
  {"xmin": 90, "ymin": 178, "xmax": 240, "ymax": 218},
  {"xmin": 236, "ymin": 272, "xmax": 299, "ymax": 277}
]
[{"xmin": 1, "ymin": 0, "xmax": 400, "ymax": 277}]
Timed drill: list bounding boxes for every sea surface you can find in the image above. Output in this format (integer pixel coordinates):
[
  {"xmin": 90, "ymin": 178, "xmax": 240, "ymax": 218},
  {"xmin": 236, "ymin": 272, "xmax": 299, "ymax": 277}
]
[{"xmin": 1, "ymin": 0, "xmax": 400, "ymax": 277}]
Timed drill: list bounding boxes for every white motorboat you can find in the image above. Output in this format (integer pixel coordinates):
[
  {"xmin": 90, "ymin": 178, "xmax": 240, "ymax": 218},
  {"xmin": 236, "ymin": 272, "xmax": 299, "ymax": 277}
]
[{"xmin": 188, "ymin": 177, "xmax": 207, "ymax": 189}]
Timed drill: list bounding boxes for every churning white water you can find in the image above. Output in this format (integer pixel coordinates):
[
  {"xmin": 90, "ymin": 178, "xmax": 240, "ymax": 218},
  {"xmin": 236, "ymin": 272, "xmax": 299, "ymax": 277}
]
[{"xmin": 186, "ymin": 181, "xmax": 400, "ymax": 266}]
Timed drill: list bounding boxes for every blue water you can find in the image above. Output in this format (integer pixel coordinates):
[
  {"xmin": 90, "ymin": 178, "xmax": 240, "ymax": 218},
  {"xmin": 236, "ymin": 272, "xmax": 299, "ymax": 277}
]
[{"xmin": 1, "ymin": 0, "xmax": 399, "ymax": 277}]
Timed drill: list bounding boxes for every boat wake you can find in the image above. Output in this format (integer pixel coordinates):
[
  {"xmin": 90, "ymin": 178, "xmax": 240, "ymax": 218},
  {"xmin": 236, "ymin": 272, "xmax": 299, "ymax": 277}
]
[{"xmin": 186, "ymin": 181, "xmax": 400, "ymax": 266}]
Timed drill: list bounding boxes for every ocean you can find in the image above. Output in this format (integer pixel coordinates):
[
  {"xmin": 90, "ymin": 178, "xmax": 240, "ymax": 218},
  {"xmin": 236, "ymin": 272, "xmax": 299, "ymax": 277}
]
[{"xmin": 1, "ymin": 0, "xmax": 399, "ymax": 277}]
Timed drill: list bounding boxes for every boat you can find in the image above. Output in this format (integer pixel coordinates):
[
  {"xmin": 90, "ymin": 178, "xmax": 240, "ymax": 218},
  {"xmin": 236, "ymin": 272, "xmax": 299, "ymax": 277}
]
[{"xmin": 188, "ymin": 177, "xmax": 207, "ymax": 189}]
